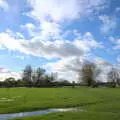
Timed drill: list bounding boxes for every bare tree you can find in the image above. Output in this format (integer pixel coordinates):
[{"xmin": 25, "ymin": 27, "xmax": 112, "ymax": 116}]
[
  {"xmin": 108, "ymin": 67, "xmax": 120, "ymax": 87},
  {"xmin": 80, "ymin": 61, "xmax": 97, "ymax": 87},
  {"xmin": 22, "ymin": 65, "xmax": 33, "ymax": 87},
  {"xmin": 35, "ymin": 67, "xmax": 45, "ymax": 87}
]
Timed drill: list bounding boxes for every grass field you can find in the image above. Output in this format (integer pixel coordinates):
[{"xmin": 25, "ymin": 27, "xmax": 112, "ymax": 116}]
[{"xmin": 0, "ymin": 87, "xmax": 120, "ymax": 120}]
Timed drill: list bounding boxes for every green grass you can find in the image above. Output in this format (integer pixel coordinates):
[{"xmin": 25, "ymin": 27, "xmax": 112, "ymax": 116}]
[
  {"xmin": 14, "ymin": 111, "xmax": 120, "ymax": 120},
  {"xmin": 0, "ymin": 87, "xmax": 120, "ymax": 119}
]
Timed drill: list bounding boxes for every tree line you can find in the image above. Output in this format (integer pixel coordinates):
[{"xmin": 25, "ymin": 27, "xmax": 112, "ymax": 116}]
[
  {"xmin": 0, "ymin": 61, "xmax": 120, "ymax": 88},
  {"xmin": 0, "ymin": 65, "xmax": 72, "ymax": 88}
]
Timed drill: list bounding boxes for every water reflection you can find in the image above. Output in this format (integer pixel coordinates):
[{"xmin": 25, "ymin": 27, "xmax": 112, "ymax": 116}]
[{"xmin": 0, "ymin": 107, "xmax": 81, "ymax": 120}]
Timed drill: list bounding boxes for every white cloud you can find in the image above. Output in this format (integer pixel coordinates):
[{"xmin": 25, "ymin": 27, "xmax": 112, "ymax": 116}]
[
  {"xmin": 26, "ymin": 0, "xmax": 107, "ymax": 23},
  {"xmin": 0, "ymin": 67, "xmax": 21, "ymax": 81},
  {"xmin": 27, "ymin": 0, "xmax": 80, "ymax": 23},
  {"xmin": 0, "ymin": 30, "xmax": 102, "ymax": 59},
  {"xmin": 21, "ymin": 21, "xmax": 62, "ymax": 40},
  {"xmin": 18, "ymin": 0, "xmax": 103, "ymax": 61},
  {"xmin": 40, "ymin": 21, "xmax": 61, "ymax": 40},
  {"xmin": 99, "ymin": 15, "xmax": 116, "ymax": 34},
  {"xmin": 0, "ymin": 32, "xmax": 22, "ymax": 51},
  {"xmin": 45, "ymin": 56, "xmax": 85, "ymax": 82},
  {"xmin": 0, "ymin": 0, "xmax": 8, "ymax": 10}
]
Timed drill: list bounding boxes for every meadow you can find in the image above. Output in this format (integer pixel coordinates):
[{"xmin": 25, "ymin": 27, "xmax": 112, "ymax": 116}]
[{"xmin": 0, "ymin": 87, "xmax": 120, "ymax": 120}]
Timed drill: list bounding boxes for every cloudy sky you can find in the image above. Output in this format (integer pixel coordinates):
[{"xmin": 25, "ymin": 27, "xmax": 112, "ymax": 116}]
[{"xmin": 0, "ymin": 0, "xmax": 120, "ymax": 81}]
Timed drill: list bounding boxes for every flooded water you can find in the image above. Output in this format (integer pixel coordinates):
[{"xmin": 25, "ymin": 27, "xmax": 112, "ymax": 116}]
[{"xmin": 0, "ymin": 107, "xmax": 81, "ymax": 120}]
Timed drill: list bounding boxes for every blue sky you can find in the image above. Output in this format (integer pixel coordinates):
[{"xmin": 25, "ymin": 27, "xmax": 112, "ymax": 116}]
[{"xmin": 0, "ymin": 0, "xmax": 120, "ymax": 81}]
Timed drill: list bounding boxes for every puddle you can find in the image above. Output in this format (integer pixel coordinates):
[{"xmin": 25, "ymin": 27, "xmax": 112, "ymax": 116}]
[
  {"xmin": 0, "ymin": 98, "xmax": 14, "ymax": 102},
  {"xmin": 0, "ymin": 107, "xmax": 81, "ymax": 120},
  {"xmin": 0, "ymin": 96, "xmax": 21, "ymax": 102}
]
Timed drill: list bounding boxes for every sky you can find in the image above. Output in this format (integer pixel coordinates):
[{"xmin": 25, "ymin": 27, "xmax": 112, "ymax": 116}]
[{"xmin": 0, "ymin": 0, "xmax": 120, "ymax": 82}]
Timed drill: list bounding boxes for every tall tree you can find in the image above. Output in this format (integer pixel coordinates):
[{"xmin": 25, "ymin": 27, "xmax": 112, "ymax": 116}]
[
  {"xmin": 35, "ymin": 67, "xmax": 45, "ymax": 86},
  {"xmin": 80, "ymin": 61, "xmax": 96, "ymax": 87},
  {"xmin": 22, "ymin": 65, "xmax": 33, "ymax": 87}
]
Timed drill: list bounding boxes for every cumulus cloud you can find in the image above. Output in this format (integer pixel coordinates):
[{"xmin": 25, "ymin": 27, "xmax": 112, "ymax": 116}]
[
  {"xmin": 21, "ymin": 21, "xmax": 62, "ymax": 41},
  {"xmin": 27, "ymin": 0, "xmax": 100, "ymax": 22},
  {"xmin": 40, "ymin": 21, "xmax": 62, "ymax": 40},
  {"xmin": 0, "ymin": 30, "xmax": 102, "ymax": 59},
  {"xmin": 26, "ymin": 0, "xmax": 108, "ymax": 23},
  {"xmin": 0, "ymin": 32, "xmax": 22, "ymax": 51},
  {"xmin": 23, "ymin": 0, "xmax": 108, "ymax": 43},
  {"xmin": 99, "ymin": 15, "xmax": 116, "ymax": 34},
  {"xmin": 27, "ymin": 0, "xmax": 79, "ymax": 22}
]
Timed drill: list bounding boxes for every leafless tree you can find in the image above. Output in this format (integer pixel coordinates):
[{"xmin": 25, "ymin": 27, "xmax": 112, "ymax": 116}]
[
  {"xmin": 80, "ymin": 61, "xmax": 101, "ymax": 87},
  {"xmin": 108, "ymin": 67, "xmax": 120, "ymax": 87},
  {"xmin": 22, "ymin": 65, "xmax": 33, "ymax": 87}
]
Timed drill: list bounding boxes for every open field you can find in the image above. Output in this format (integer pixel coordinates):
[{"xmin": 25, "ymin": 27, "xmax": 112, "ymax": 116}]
[{"xmin": 0, "ymin": 87, "xmax": 120, "ymax": 120}]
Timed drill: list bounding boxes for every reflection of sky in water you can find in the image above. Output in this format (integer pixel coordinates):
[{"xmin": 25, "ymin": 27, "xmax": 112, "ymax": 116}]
[{"xmin": 0, "ymin": 107, "xmax": 81, "ymax": 120}]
